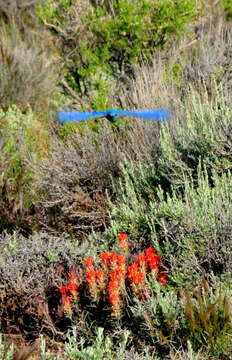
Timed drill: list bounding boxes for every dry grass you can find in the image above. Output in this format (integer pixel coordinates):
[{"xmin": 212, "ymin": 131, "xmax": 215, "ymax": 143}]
[
  {"xmin": 0, "ymin": 20, "xmax": 58, "ymax": 114},
  {"xmin": 33, "ymin": 120, "xmax": 161, "ymax": 235}
]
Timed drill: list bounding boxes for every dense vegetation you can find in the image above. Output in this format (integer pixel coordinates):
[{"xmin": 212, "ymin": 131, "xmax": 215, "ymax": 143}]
[{"xmin": 0, "ymin": 0, "xmax": 232, "ymax": 359}]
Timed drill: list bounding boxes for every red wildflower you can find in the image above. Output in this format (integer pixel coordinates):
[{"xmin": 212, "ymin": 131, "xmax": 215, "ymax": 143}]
[
  {"xmin": 108, "ymin": 279, "xmax": 119, "ymax": 293},
  {"xmin": 84, "ymin": 257, "xmax": 94, "ymax": 269},
  {"xmin": 158, "ymin": 273, "xmax": 168, "ymax": 286},
  {"xmin": 63, "ymin": 296, "xmax": 72, "ymax": 313},
  {"xmin": 144, "ymin": 248, "xmax": 161, "ymax": 273},
  {"xmin": 67, "ymin": 282, "xmax": 78, "ymax": 300},
  {"xmin": 96, "ymin": 269, "xmax": 104, "ymax": 281},
  {"xmin": 108, "ymin": 252, "xmax": 118, "ymax": 267},
  {"xmin": 133, "ymin": 271, "xmax": 145, "ymax": 285},
  {"xmin": 109, "ymin": 292, "xmax": 120, "ymax": 307},
  {"xmin": 67, "ymin": 270, "xmax": 78, "ymax": 284},
  {"xmin": 117, "ymin": 233, "xmax": 129, "ymax": 255},
  {"xmin": 117, "ymin": 255, "xmax": 126, "ymax": 267},
  {"xmin": 59, "ymin": 285, "xmax": 67, "ymax": 296},
  {"xmin": 127, "ymin": 262, "xmax": 138, "ymax": 276},
  {"xmin": 117, "ymin": 232, "xmax": 128, "ymax": 244},
  {"xmin": 145, "ymin": 247, "xmax": 156, "ymax": 258},
  {"xmin": 136, "ymin": 253, "xmax": 146, "ymax": 269},
  {"xmin": 95, "ymin": 269, "xmax": 105, "ymax": 292},
  {"xmin": 100, "ymin": 252, "xmax": 119, "ymax": 271},
  {"xmin": 147, "ymin": 255, "xmax": 161, "ymax": 272},
  {"xmin": 68, "ymin": 282, "xmax": 78, "ymax": 292},
  {"xmin": 85, "ymin": 269, "xmax": 99, "ymax": 301},
  {"xmin": 128, "ymin": 270, "xmax": 145, "ymax": 285},
  {"xmin": 100, "ymin": 252, "xmax": 111, "ymax": 267},
  {"xmin": 86, "ymin": 269, "xmax": 96, "ymax": 284},
  {"xmin": 110, "ymin": 271, "xmax": 119, "ymax": 283}
]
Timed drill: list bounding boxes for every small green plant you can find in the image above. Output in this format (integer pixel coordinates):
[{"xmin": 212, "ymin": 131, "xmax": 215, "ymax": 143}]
[
  {"xmin": 64, "ymin": 327, "xmax": 130, "ymax": 360},
  {"xmin": 181, "ymin": 278, "xmax": 232, "ymax": 356}
]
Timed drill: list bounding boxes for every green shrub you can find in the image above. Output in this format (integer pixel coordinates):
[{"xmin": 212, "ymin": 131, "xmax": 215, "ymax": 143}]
[
  {"xmin": 37, "ymin": 0, "xmax": 201, "ymax": 103},
  {"xmin": 109, "ymin": 164, "xmax": 232, "ymax": 285},
  {"xmin": 221, "ymin": 0, "xmax": 232, "ymax": 19},
  {"xmin": 77, "ymin": 0, "xmax": 199, "ymax": 79},
  {"xmin": 64, "ymin": 327, "xmax": 130, "ymax": 360}
]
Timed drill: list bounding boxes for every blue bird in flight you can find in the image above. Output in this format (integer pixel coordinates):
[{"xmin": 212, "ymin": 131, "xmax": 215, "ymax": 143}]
[{"xmin": 57, "ymin": 108, "xmax": 171, "ymax": 124}]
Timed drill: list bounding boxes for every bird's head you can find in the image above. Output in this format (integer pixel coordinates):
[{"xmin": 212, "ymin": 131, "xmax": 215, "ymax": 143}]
[{"xmin": 105, "ymin": 109, "xmax": 121, "ymax": 122}]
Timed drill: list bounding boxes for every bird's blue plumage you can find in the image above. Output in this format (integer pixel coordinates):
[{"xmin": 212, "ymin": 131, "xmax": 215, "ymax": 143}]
[
  {"xmin": 57, "ymin": 108, "xmax": 171, "ymax": 124},
  {"xmin": 57, "ymin": 111, "xmax": 107, "ymax": 123}
]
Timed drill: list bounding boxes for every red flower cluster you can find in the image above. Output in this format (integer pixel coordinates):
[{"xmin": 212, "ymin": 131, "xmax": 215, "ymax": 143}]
[
  {"xmin": 100, "ymin": 251, "xmax": 126, "ymax": 272},
  {"xmin": 107, "ymin": 263, "xmax": 126, "ymax": 316},
  {"xmin": 127, "ymin": 247, "xmax": 167, "ymax": 298},
  {"xmin": 84, "ymin": 257, "xmax": 105, "ymax": 301},
  {"xmin": 59, "ymin": 270, "xmax": 78, "ymax": 313},
  {"xmin": 59, "ymin": 234, "xmax": 169, "ymax": 318},
  {"xmin": 127, "ymin": 262, "xmax": 145, "ymax": 298},
  {"xmin": 117, "ymin": 232, "xmax": 129, "ymax": 256}
]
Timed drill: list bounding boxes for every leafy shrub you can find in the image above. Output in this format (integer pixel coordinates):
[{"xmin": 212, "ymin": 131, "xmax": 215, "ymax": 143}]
[
  {"xmin": 36, "ymin": 0, "xmax": 201, "ymax": 104},
  {"xmin": 64, "ymin": 327, "xmax": 130, "ymax": 360},
  {"xmin": 74, "ymin": 0, "xmax": 200, "ymax": 84}
]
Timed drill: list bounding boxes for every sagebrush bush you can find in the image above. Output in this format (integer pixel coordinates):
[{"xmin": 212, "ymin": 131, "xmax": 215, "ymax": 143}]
[
  {"xmin": 0, "ymin": 230, "xmax": 89, "ymax": 340},
  {"xmin": 109, "ymin": 165, "xmax": 232, "ymax": 284}
]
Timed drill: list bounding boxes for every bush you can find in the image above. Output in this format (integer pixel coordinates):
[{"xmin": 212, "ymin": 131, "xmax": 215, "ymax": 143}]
[
  {"xmin": 34, "ymin": 118, "xmax": 161, "ymax": 235},
  {"xmin": 36, "ymin": 0, "xmax": 201, "ymax": 104},
  {"xmin": 109, "ymin": 164, "xmax": 232, "ymax": 285}
]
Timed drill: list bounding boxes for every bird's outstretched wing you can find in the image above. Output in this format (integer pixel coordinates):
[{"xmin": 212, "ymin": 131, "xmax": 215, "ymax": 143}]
[
  {"xmin": 57, "ymin": 108, "xmax": 171, "ymax": 123},
  {"xmin": 57, "ymin": 111, "xmax": 107, "ymax": 124},
  {"xmin": 119, "ymin": 108, "xmax": 171, "ymax": 120}
]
